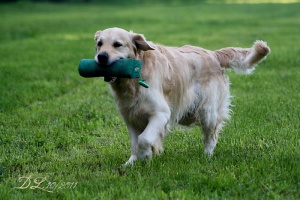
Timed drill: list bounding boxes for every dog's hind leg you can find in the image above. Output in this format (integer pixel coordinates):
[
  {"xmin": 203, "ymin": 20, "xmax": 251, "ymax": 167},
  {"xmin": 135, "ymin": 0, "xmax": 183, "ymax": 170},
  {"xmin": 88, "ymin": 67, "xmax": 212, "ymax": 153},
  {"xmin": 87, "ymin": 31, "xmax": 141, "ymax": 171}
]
[
  {"xmin": 200, "ymin": 107, "xmax": 221, "ymax": 156},
  {"xmin": 202, "ymin": 119, "xmax": 223, "ymax": 156},
  {"xmin": 199, "ymin": 78, "xmax": 231, "ymax": 156}
]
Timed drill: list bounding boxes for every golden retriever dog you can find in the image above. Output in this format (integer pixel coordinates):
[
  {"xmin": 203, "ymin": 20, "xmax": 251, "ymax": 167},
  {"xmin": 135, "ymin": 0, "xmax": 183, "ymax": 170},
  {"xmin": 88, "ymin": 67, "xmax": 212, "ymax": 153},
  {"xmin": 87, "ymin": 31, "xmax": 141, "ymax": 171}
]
[{"xmin": 93, "ymin": 27, "xmax": 270, "ymax": 165}]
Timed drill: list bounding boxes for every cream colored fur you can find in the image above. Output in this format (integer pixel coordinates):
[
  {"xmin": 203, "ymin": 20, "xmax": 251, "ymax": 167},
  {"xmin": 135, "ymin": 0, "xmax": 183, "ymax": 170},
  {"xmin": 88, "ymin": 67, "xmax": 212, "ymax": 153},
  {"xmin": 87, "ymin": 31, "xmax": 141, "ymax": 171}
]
[{"xmin": 93, "ymin": 27, "xmax": 270, "ymax": 165}]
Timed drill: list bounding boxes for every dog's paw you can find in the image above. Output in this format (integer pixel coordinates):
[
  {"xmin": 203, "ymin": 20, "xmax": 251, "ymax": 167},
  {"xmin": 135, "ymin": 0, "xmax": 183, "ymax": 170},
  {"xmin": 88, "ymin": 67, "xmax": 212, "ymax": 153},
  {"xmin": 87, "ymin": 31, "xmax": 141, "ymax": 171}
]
[
  {"xmin": 138, "ymin": 148, "xmax": 152, "ymax": 160},
  {"xmin": 151, "ymin": 141, "xmax": 164, "ymax": 155},
  {"xmin": 124, "ymin": 155, "xmax": 137, "ymax": 166},
  {"xmin": 137, "ymin": 138, "xmax": 153, "ymax": 160},
  {"xmin": 204, "ymin": 145, "xmax": 215, "ymax": 156}
]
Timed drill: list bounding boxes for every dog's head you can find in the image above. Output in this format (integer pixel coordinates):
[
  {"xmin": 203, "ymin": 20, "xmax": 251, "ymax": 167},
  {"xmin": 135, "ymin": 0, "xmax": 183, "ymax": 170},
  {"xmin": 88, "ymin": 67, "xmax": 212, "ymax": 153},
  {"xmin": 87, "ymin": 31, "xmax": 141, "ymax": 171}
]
[{"xmin": 94, "ymin": 27, "xmax": 155, "ymax": 66}]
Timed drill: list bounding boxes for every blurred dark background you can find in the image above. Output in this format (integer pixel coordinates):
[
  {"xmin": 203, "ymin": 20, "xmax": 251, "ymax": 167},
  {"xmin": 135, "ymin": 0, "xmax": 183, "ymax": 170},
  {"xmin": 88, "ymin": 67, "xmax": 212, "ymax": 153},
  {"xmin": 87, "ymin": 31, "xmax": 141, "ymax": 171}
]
[{"xmin": 0, "ymin": 0, "xmax": 206, "ymax": 3}]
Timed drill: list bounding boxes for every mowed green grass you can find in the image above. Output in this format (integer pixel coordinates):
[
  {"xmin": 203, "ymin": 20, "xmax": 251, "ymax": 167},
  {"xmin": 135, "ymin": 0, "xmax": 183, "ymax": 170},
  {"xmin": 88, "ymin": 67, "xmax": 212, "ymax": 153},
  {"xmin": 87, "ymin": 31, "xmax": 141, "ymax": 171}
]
[{"xmin": 0, "ymin": 2, "xmax": 299, "ymax": 199}]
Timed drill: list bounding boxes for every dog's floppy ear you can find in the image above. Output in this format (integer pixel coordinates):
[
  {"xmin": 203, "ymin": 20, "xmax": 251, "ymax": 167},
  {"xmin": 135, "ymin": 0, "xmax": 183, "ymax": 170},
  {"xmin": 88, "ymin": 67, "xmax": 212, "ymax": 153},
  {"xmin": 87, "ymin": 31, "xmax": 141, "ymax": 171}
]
[
  {"xmin": 132, "ymin": 33, "xmax": 155, "ymax": 51},
  {"xmin": 94, "ymin": 30, "xmax": 101, "ymax": 41}
]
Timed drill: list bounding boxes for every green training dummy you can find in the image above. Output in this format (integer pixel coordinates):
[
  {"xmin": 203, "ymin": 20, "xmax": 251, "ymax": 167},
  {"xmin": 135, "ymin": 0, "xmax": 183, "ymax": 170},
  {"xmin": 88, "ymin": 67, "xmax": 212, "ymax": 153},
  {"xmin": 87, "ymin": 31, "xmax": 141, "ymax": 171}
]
[{"xmin": 78, "ymin": 58, "xmax": 148, "ymax": 88}]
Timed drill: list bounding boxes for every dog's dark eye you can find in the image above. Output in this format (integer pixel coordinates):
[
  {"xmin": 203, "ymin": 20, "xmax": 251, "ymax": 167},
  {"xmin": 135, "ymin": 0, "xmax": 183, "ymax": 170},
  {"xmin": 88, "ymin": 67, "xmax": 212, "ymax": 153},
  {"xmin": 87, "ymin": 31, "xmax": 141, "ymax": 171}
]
[
  {"xmin": 113, "ymin": 42, "xmax": 123, "ymax": 48},
  {"xmin": 97, "ymin": 41, "xmax": 103, "ymax": 47}
]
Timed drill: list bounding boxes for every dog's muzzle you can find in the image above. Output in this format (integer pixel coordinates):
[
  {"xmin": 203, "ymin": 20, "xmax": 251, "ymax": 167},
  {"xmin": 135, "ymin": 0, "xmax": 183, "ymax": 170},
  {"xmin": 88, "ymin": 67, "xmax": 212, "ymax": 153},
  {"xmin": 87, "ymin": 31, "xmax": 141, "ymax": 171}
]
[{"xmin": 96, "ymin": 53, "xmax": 118, "ymax": 83}]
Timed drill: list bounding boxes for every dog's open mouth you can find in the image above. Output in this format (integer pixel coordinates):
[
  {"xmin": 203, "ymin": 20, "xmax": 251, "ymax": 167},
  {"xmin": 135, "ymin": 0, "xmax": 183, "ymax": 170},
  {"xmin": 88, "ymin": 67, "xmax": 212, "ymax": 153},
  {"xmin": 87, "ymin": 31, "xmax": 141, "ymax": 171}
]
[
  {"xmin": 104, "ymin": 76, "xmax": 117, "ymax": 82},
  {"xmin": 102, "ymin": 58, "xmax": 125, "ymax": 83}
]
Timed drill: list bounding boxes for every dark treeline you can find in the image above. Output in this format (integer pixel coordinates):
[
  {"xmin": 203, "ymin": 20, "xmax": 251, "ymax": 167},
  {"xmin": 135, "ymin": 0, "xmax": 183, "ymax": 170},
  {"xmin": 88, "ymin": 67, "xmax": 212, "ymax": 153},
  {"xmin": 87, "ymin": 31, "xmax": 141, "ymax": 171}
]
[
  {"xmin": 0, "ymin": 0, "xmax": 206, "ymax": 4},
  {"xmin": 0, "ymin": 0, "xmax": 92, "ymax": 2}
]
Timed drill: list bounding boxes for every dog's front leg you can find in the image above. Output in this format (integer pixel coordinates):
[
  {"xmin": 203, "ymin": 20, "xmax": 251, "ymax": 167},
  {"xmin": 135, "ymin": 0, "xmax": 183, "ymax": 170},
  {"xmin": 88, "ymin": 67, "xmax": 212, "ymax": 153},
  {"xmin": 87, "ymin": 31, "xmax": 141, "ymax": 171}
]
[
  {"xmin": 124, "ymin": 125, "xmax": 140, "ymax": 166},
  {"xmin": 137, "ymin": 111, "xmax": 170, "ymax": 160}
]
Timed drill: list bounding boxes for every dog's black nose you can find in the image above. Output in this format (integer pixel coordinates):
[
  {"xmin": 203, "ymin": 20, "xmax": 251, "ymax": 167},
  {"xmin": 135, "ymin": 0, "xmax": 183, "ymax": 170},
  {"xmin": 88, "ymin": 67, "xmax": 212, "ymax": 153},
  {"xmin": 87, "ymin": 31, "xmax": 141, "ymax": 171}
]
[{"xmin": 97, "ymin": 52, "xmax": 109, "ymax": 65}]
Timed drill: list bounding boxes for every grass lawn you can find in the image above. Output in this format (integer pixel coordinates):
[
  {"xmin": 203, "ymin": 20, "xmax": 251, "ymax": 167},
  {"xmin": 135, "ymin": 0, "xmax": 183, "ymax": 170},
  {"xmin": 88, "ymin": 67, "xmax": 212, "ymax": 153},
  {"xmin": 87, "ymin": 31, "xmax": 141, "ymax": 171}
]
[{"xmin": 0, "ymin": 1, "xmax": 299, "ymax": 199}]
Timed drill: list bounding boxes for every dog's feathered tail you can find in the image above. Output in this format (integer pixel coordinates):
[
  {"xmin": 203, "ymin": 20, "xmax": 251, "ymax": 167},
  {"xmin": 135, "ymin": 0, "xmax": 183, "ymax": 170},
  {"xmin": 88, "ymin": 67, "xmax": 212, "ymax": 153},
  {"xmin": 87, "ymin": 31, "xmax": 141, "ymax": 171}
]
[{"xmin": 214, "ymin": 40, "xmax": 270, "ymax": 74}]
